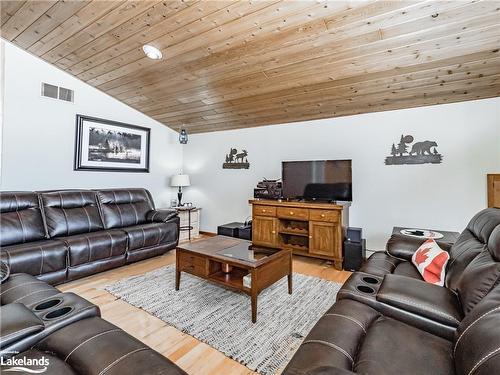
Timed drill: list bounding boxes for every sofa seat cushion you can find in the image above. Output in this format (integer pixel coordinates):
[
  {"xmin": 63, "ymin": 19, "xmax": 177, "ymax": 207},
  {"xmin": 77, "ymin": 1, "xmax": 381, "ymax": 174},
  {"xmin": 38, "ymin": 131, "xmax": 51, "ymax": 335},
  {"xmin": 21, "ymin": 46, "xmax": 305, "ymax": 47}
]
[
  {"xmin": 283, "ymin": 299, "xmax": 455, "ymax": 375},
  {"xmin": 360, "ymin": 252, "xmax": 423, "ymax": 280},
  {"xmin": 0, "ymin": 273, "xmax": 59, "ymax": 306},
  {"xmin": 33, "ymin": 316, "xmax": 186, "ymax": 375},
  {"xmin": 283, "ymin": 299, "xmax": 380, "ymax": 373},
  {"xmin": 377, "ymin": 274, "xmax": 463, "ymax": 327},
  {"xmin": 355, "ymin": 317, "xmax": 454, "ymax": 375},
  {"xmin": 123, "ymin": 222, "xmax": 178, "ymax": 251},
  {"xmin": 60, "ymin": 230, "xmax": 128, "ymax": 267},
  {"xmin": 0, "ymin": 239, "xmax": 68, "ymax": 278}
]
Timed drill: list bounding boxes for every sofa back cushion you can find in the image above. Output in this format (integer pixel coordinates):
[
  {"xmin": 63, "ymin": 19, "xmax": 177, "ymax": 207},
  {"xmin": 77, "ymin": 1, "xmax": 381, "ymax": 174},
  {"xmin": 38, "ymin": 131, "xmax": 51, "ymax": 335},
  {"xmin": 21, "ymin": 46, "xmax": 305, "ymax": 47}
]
[
  {"xmin": 446, "ymin": 208, "xmax": 500, "ymax": 291},
  {"xmin": 456, "ymin": 247, "xmax": 500, "ymax": 315},
  {"xmin": 40, "ymin": 191, "xmax": 103, "ymax": 237},
  {"xmin": 454, "ymin": 284, "xmax": 500, "ymax": 375},
  {"xmin": 0, "ymin": 192, "xmax": 46, "ymax": 246},
  {"xmin": 96, "ymin": 189, "xmax": 154, "ymax": 229}
]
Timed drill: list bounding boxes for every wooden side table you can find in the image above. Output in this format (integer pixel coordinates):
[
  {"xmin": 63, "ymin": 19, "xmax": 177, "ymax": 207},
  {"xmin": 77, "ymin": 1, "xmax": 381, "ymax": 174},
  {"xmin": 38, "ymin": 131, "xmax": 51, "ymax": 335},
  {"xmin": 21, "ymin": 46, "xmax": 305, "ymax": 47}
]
[
  {"xmin": 392, "ymin": 226, "xmax": 460, "ymax": 246},
  {"xmin": 176, "ymin": 207, "xmax": 201, "ymax": 241}
]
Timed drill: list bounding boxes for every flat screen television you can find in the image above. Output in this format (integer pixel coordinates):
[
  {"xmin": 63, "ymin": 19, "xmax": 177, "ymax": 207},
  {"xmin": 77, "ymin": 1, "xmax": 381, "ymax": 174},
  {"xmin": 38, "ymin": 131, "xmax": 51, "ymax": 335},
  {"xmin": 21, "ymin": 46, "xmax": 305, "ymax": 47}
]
[{"xmin": 282, "ymin": 160, "xmax": 352, "ymax": 201}]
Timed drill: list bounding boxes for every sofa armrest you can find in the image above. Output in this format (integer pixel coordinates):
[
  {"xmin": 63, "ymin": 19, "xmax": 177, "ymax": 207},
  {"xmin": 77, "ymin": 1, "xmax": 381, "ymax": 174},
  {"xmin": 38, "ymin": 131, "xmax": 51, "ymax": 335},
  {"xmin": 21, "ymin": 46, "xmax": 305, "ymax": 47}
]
[
  {"xmin": 376, "ymin": 274, "xmax": 462, "ymax": 327},
  {"xmin": 386, "ymin": 234, "xmax": 454, "ymax": 260},
  {"xmin": 0, "ymin": 303, "xmax": 44, "ymax": 348},
  {"xmin": 146, "ymin": 209, "xmax": 178, "ymax": 223}
]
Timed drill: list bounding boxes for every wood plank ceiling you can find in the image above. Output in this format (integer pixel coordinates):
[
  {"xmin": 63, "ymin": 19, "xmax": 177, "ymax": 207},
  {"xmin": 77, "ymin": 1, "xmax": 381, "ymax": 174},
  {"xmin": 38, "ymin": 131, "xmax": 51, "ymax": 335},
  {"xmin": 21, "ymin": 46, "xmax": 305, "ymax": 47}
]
[{"xmin": 1, "ymin": 0, "xmax": 500, "ymax": 133}]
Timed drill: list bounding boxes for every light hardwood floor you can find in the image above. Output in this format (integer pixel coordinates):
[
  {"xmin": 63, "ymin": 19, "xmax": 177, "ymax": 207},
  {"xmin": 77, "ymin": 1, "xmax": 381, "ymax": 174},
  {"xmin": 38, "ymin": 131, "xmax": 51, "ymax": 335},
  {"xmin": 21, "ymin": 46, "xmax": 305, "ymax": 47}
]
[{"xmin": 59, "ymin": 241, "xmax": 351, "ymax": 375}]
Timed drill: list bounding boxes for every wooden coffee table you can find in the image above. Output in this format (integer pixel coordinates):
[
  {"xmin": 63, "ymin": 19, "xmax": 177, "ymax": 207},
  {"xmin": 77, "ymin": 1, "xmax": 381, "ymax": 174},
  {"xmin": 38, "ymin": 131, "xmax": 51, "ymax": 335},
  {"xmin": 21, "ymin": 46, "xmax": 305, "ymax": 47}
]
[{"xmin": 175, "ymin": 236, "xmax": 292, "ymax": 323}]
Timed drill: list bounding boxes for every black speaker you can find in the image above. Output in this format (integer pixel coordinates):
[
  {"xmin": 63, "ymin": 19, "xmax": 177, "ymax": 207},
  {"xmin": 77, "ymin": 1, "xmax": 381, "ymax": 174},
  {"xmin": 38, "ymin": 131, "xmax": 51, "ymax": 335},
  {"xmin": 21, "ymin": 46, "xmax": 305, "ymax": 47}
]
[
  {"xmin": 217, "ymin": 222, "xmax": 242, "ymax": 237},
  {"xmin": 217, "ymin": 222, "xmax": 252, "ymax": 240},
  {"xmin": 343, "ymin": 239, "xmax": 366, "ymax": 271},
  {"xmin": 346, "ymin": 227, "xmax": 362, "ymax": 243}
]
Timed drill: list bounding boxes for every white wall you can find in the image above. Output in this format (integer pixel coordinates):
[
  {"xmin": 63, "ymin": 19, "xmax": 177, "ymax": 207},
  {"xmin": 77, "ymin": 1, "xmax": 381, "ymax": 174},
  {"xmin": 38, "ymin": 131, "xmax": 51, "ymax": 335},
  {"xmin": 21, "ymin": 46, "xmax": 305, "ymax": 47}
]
[
  {"xmin": 1, "ymin": 39, "xmax": 499, "ymax": 249},
  {"xmin": 0, "ymin": 41, "xmax": 182, "ymax": 207},
  {"xmin": 183, "ymin": 98, "xmax": 500, "ymax": 250}
]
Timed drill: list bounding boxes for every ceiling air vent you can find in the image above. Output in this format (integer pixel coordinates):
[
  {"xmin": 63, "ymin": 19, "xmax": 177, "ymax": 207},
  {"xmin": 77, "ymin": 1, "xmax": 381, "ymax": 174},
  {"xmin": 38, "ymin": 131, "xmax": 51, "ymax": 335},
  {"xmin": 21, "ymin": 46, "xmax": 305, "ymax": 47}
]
[{"xmin": 41, "ymin": 82, "xmax": 74, "ymax": 102}]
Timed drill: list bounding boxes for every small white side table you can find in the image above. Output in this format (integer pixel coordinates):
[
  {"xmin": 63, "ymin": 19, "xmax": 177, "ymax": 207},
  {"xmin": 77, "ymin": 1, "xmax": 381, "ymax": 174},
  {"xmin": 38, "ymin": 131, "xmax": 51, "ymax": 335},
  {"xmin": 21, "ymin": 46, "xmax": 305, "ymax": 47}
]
[{"xmin": 175, "ymin": 207, "xmax": 201, "ymax": 242}]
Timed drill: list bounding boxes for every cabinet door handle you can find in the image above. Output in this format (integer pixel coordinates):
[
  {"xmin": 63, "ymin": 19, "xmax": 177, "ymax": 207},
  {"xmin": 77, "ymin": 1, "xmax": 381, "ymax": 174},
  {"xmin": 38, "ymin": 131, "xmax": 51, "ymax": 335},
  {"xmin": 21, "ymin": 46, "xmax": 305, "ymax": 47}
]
[
  {"xmin": 321, "ymin": 214, "xmax": 325, "ymax": 218},
  {"xmin": 262, "ymin": 209, "xmax": 266, "ymax": 213},
  {"xmin": 271, "ymin": 230, "xmax": 276, "ymax": 234},
  {"xmin": 309, "ymin": 236, "xmax": 313, "ymax": 239},
  {"xmin": 289, "ymin": 211, "xmax": 294, "ymax": 215}
]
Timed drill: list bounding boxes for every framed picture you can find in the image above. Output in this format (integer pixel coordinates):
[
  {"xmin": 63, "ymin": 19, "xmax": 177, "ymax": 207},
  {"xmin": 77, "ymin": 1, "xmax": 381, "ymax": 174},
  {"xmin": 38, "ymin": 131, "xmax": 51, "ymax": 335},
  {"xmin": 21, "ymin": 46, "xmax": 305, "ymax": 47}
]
[{"xmin": 74, "ymin": 114, "xmax": 150, "ymax": 172}]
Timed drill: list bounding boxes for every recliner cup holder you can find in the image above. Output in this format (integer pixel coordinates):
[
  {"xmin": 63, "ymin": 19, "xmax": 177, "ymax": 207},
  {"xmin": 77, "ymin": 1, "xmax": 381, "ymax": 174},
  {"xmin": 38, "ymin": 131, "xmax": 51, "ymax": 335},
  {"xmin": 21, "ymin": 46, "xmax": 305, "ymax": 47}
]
[
  {"xmin": 34, "ymin": 298, "xmax": 62, "ymax": 311},
  {"xmin": 357, "ymin": 285, "xmax": 375, "ymax": 294},
  {"xmin": 43, "ymin": 306, "xmax": 73, "ymax": 320},
  {"xmin": 362, "ymin": 276, "xmax": 380, "ymax": 285}
]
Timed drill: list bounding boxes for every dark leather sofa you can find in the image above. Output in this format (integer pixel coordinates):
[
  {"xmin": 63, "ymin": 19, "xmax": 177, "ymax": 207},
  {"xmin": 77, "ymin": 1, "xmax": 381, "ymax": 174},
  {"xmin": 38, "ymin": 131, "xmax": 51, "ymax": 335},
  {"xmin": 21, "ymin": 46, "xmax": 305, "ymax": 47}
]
[
  {"xmin": 0, "ymin": 188, "xmax": 184, "ymax": 374},
  {"xmin": 0, "ymin": 273, "xmax": 186, "ymax": 374},
  {"xmin": 284, "ymin": 207, "xmax": 500, "ymax": 375},
  {"xmin": 0, "ymin": 188, "xmax": 179, "ymax": 285}
]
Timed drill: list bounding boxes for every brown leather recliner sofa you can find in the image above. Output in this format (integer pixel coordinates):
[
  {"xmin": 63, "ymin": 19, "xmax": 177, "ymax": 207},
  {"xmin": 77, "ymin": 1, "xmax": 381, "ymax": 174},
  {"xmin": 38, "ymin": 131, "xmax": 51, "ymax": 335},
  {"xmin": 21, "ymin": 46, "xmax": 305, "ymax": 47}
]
[
  {"xmin": 284, "ymin": 207, "xmax": 500, "ymax": 375},
  {"xmin": 0, "ymin": 273, "xmax": 186, "ymax": 374},
  {"xmin": 0, "ymin": 188, "xmax": 179, "ymax": 285},
  {"xmin": 0, "ymin": 188, "xmax": 184, "ymax": 374}
]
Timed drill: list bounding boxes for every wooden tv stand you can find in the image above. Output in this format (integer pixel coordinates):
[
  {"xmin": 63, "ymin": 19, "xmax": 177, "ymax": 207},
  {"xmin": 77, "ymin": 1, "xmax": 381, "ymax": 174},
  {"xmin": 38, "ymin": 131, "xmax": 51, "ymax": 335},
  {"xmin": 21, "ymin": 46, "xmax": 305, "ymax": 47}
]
[{"xmin": 249, "ymin": 199, "xmax": 349, "ymax": 269}]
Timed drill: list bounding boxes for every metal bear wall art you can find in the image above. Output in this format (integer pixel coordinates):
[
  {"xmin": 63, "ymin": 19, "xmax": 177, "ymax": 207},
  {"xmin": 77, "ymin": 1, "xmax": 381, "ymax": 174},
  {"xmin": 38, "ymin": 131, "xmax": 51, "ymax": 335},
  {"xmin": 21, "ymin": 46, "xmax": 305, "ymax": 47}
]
[{"xmin": 385, "ymin": 135, "xmax": 443, "ymax": 165}]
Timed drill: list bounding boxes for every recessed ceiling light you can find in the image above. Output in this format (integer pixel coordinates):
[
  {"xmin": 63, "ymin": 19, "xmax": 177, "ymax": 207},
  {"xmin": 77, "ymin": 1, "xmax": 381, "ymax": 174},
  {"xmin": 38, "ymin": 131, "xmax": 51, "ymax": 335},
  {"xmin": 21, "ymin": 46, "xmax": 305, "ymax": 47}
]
[{"xmin": 142, "ymin": 45, "xmax": 162, "ymax": 60}]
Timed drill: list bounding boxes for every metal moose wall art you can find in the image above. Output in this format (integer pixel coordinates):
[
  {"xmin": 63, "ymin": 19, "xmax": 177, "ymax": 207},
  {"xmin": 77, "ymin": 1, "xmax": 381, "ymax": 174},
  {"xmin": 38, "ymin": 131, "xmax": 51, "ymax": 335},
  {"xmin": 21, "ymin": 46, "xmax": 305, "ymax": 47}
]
[
  {"xmin": 223, "ymin": 148, "xmax": 250, "ymax": 169},
  {"xmin": 385, "ymin": 135, "xmax": 443, "ymax": 165}
]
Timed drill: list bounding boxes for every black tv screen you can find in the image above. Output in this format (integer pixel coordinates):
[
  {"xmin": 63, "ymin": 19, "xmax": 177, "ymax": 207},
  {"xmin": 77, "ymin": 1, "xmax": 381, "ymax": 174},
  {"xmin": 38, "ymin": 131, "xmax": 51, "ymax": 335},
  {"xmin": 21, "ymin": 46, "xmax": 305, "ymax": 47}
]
[{"xmin": 282, "ymin": 160, "xmax": 352, "ymax": 201}]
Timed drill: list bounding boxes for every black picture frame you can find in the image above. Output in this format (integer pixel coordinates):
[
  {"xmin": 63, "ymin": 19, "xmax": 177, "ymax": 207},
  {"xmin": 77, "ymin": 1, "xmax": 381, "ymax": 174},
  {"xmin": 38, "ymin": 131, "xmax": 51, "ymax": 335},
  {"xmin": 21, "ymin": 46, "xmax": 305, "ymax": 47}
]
[{"xmin": 74, "ymin": 114, "xmax": 150, "ymax": 173}]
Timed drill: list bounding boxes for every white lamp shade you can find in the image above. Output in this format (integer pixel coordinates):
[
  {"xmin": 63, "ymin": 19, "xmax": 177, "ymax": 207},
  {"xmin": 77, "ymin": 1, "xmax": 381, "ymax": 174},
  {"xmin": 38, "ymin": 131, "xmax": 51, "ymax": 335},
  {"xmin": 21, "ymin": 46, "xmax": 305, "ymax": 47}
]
[{"xmin": 170, "ymin": 174, "xmax": 190, "ymax": 187}]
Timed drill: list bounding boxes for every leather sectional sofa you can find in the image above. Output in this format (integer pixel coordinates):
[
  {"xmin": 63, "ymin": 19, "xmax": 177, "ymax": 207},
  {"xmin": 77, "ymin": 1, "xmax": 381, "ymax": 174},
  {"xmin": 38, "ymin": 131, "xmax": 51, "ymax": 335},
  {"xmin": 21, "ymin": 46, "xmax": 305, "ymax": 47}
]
[
  {"xmin": 284, "ymin": 207, "xmax": 500, "ymax": 374},
  {"xmin": 0, "ymin": 273, "xmax": 186, "ymax": 374},
  {"xmin": 0, "ymin": 188, "xmax": 184, "ymax": 373},
  {"xmin": 0, "ymin": 188, "xmax": 179, "ymax": 285}
]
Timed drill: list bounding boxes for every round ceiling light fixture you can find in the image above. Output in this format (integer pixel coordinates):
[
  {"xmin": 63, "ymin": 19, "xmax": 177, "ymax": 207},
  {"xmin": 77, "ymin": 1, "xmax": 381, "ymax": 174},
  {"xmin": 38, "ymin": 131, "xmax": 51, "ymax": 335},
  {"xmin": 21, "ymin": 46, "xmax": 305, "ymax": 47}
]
[{"xmin": 142, "ymin": 45, "xmax": 162, "ymax": 60}]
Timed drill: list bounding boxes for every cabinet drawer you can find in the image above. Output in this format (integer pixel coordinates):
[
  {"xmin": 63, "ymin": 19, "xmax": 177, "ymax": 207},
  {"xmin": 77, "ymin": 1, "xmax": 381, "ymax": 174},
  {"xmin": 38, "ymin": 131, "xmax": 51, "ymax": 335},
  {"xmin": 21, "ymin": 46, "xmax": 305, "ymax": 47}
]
[
  {"xmin": 178, "ymin": 252, "xmax": 206, "ymax": 276},
  {"xmin": 253, "ymin": 205, "xmax": 276, "ymax": 217},
  {"xmin": 277, "ymin": 207, "xmax": 309, "ymax": 220},
  {"xmin": 310, "ymin": 209, "xmax": 339, "ymax": 223}
]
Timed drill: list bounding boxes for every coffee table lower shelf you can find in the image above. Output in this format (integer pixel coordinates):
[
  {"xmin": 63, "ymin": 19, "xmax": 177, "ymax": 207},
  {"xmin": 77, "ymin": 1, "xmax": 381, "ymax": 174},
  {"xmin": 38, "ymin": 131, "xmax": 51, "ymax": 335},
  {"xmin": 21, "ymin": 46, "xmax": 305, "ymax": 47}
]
[{"xmin": 208, "ymin": 268, "xmax": 251, "ymax": 292}]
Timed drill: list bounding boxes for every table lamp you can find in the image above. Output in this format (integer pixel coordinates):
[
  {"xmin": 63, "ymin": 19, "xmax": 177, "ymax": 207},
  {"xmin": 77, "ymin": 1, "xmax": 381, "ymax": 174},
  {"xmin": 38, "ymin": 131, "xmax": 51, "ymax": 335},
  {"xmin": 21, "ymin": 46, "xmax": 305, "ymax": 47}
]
[{"xmin": 171, "ymin": 174, "xmax": 190, "ymax": 206}]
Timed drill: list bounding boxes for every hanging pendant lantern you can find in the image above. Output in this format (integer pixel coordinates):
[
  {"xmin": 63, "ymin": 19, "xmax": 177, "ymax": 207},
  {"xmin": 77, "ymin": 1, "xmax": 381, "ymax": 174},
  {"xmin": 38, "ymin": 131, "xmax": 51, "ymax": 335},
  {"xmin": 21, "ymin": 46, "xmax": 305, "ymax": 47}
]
[{"xmin": 179, "ymin": 128, "xmax": 188, "ymax": 144}]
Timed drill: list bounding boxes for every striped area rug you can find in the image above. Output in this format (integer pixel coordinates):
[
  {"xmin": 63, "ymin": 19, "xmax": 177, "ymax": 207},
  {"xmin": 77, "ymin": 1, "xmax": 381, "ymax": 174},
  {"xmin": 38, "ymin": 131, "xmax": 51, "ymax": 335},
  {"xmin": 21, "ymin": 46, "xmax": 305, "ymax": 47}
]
[{"xmin": 105, "ymin": 265, "xmax": 341, "ymax": 375}]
